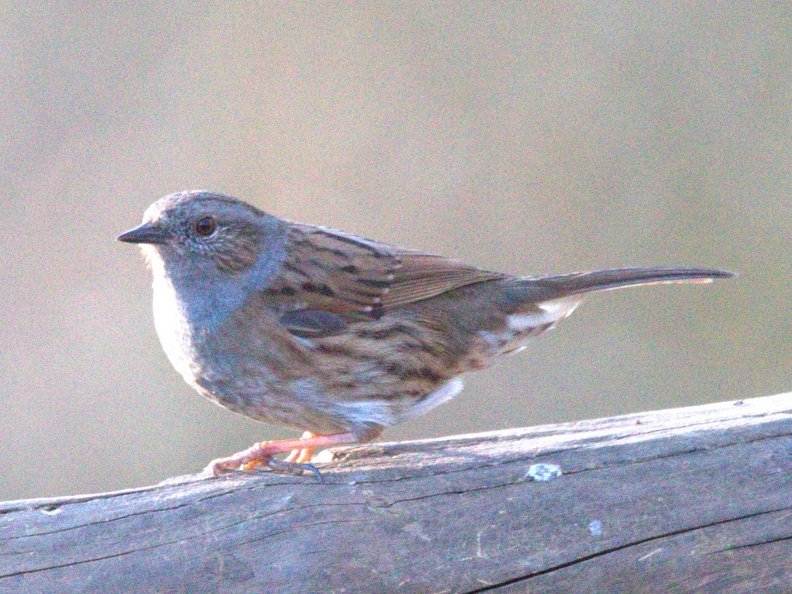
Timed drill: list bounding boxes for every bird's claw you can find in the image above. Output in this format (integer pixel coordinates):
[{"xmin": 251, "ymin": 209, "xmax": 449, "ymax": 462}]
[{"xmin": 208, "ymin": 449, "xmax": 323, "ymax": 482}]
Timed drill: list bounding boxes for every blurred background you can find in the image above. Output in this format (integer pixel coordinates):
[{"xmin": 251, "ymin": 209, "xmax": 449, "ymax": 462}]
[{"xmin": 1, "ymin": 3, "xmax": 789, "ymax": 500}]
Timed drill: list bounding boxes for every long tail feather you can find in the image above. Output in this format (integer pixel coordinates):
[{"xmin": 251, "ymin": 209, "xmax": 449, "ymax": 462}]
[{"xmin": 523, "ymin": 266, "xmax": 735, "ymax": 299}]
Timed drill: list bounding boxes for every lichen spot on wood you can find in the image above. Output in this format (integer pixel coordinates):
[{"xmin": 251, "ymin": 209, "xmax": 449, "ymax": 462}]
[{"xmin": 525, "ymin": 463, "xmax": 563, "ymax": 482}]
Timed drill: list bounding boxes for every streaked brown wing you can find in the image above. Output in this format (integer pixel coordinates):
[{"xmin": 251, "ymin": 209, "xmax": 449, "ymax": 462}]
[{"xmin": 266, "ymin": 223, "xmax": 505, "ymax": 323}]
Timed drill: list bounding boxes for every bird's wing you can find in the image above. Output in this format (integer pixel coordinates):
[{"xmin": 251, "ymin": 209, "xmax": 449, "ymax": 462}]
[{"xmin": 265, "ymin": 223, "xmax": 505, "ymax": 337}]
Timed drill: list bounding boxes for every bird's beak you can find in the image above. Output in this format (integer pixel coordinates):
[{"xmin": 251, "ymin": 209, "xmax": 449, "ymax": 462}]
[{"xmin": 117, "ymin": 221, "xmax": 170, "ymax": 244}]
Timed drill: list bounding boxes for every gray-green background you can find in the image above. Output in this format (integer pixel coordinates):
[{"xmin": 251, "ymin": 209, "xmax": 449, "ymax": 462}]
[{"xmin": 2, "ymin": 3, "xmax": 789, "ymax": 501}]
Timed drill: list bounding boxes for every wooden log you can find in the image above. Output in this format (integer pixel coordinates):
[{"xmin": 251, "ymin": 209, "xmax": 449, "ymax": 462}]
[{"xmin": 2, "ymin": 393, "xmax": 792, "ymax": 593}]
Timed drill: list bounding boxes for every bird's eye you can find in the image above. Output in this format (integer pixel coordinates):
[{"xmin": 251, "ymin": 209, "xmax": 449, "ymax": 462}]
[{"xmin": 195, "ymin": 216, "xmax": 217, "ymax": 236}]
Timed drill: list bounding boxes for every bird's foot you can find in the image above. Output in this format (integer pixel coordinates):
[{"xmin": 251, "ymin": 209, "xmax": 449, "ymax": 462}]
[
  {"xmin": 208, "ymin": 442, "xmax": 321, "ymax": 480},
  {"xmin": 207, "ymin": 431, "xmax": 362, "ymax": 481}
]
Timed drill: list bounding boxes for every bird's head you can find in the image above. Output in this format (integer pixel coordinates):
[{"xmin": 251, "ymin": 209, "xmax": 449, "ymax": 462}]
[{"xmin": 118, "ymin": 190, "xmax": 277, "ymax": 276}]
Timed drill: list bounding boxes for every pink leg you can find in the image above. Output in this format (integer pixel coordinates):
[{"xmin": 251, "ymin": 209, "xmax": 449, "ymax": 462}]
[
  {"xmin": 208, "ymin": 431, "xmax": 363, "ymax": 479},
  {"xmin": 284, "ymin": 431, "xmax": 317, "ymax": 464}
]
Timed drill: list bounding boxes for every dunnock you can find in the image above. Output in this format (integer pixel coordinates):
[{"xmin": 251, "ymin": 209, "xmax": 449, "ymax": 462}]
[{"xmin": 118, "ymin": 190, "xmax": 734, "ymax": 478}]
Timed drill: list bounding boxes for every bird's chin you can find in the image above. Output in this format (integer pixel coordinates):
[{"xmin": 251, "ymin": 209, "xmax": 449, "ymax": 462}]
[{"xmin": 139, "ymin": 243, "xmax": 164, "ymax": 271}]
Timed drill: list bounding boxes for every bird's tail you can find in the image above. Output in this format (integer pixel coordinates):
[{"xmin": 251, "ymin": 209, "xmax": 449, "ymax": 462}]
[
  {"xmin": 521, "ymin": 266, "xmax": 735, "ymax": 300},
  {"xmin": 496, "ymin": 267, "xmax": 734, "ymax": 344}
]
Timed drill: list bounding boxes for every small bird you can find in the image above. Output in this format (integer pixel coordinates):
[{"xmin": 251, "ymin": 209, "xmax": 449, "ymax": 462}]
[{"xmin": 118, "ymin": 190, "xmax": 734, "ymax": 478}]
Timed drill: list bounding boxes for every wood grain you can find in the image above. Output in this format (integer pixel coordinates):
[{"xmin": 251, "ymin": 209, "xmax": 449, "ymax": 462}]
[{"xmin": 2, "ymin": 393, "xmax": 792, "ymax": 593}]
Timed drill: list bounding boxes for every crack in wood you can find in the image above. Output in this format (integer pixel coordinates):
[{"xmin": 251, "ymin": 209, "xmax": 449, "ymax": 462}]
[
  {"xmin": 464, "ymin": 504, "xmax": 792, "ymax": 593},
  {"xmin": 712, "ymin": 533, "xmax": 792, "ymax": 553}
]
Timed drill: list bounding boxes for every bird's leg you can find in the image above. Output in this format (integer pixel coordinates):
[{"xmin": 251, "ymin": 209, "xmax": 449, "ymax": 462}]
[
  {"xmin": 284, "ymin": 431, "xmax": 317, "ymax": 464},
  {"xmin": 208, "ymin": 431, "xmax": 366, "ymax": 479}
]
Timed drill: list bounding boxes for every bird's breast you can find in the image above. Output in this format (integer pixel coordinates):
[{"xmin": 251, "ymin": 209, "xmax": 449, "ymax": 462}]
[{"xmin": 150, "ymin": 274, "xmax": 208, "ymax": 388}]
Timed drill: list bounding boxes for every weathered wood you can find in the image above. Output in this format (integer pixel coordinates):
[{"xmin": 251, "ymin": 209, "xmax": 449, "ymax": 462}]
[{"xmin": 2, "ymin": 393, "xmax": 792, "ymax": 593}]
